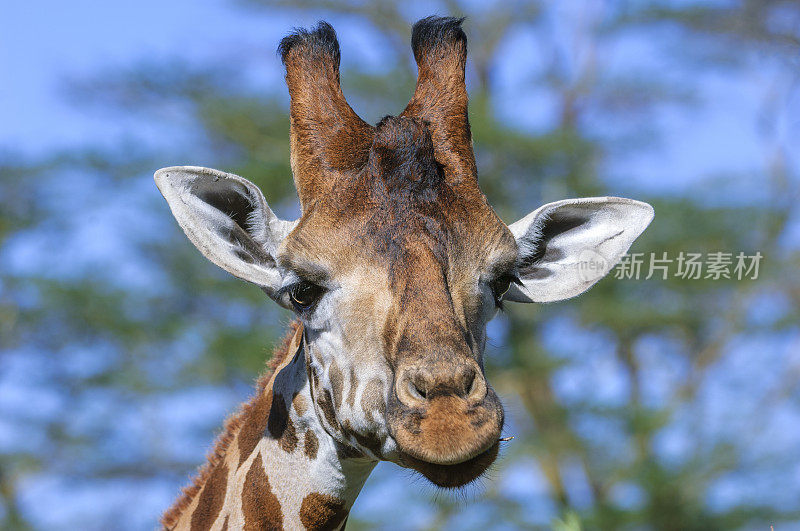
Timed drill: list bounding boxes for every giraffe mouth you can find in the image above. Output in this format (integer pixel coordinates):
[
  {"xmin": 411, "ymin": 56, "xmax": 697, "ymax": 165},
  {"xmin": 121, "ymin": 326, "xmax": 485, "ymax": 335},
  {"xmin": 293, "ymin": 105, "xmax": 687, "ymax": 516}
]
[
  {"xmin": 386, "ymin": 379, "xmax": 505, "ymax": 487},
  {"xmin": 397, "ymin": 441, "xmax": 500, "ymax": 489}
]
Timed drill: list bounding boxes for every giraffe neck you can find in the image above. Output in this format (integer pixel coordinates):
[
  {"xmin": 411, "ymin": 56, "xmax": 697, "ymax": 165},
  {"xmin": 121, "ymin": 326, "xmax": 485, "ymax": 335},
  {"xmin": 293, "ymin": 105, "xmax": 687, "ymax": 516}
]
[{"xmin": 163, "ymin": 323, "xmax": 377, "ymax": 530}]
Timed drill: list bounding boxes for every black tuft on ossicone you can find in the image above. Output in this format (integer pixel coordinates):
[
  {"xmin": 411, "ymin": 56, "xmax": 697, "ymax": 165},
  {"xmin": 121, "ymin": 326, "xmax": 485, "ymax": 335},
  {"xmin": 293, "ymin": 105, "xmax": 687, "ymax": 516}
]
[
  {"xmin": 277, "ymin": 20, "xmax": 340, "ymax": 66},
  {"xmin": 410, "ymin": 16, "xmax": 467, "ymax": 63}
]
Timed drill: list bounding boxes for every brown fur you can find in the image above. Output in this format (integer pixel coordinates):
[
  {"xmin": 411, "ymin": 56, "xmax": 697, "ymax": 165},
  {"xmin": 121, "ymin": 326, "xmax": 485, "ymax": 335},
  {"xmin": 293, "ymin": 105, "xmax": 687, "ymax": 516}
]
[
  {"xmin": 402, "ymin": 16, "xmax": 475, "ymax": 183},
  {"xmin": 279, "ymin": 22, "xmax": 374, "ymax": 208},
  {"xmin": 160, "ymin": 321, "xmax": 302, "ymax": 529},
  {"xmin": 267, "ymin": 392, "xmax": 299, "ymax": 453},
  {"xmin": 242, "ymin": 453, "xmax": 283, "ymax": 530},
  {"xmin": 394, "ymin": 394, "xmax": 501, "ymax": 464},
  {"xmin": 292, "ymin": 391, "xmax": 308, "ymax": 417},
  {"xmin": 299, "ymin": 492, "xmax": 349, "ymax": 531},
  {"xmin": 237, "ymin": 389, "xmax": 274, "ymax": 467},
  {"xmin": 279, "ymin": 18, "xmax": 480, "ymax": 209},
  {"xmin": 278, "ymin": 409, "xmax": 299, "ymax": 453},
  {"xmin": 188, "ymin": 462, "xmax": 227, "ymax": 530},
  {"xmin": 304, "ymin": 429, "xmax": 319, "ymax": 460}
]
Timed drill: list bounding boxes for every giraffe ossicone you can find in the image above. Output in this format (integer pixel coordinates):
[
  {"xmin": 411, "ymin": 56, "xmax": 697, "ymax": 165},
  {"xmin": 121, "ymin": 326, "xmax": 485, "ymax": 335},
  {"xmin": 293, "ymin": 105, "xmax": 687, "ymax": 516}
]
[{"xmin": 155, "ymin": 16, "xmax": 654, "ymax": 530}]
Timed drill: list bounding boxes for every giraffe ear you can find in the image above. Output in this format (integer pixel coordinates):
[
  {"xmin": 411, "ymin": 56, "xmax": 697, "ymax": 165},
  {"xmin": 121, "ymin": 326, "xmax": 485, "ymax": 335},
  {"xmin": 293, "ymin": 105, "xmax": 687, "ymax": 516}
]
[
  {"xmin": 506, "ymin": 197, "xmax": 654, "ymax": 303},
  {"xmin": 154, "ymin": 166, "xmax": 296, "ymax": 300}
]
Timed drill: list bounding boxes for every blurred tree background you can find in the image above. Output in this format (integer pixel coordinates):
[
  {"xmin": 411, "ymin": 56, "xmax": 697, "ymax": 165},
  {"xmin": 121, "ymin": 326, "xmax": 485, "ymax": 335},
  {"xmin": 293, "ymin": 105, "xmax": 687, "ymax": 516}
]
[{"xmin": 1, "ymin": 0, "xmax": 799, "ymax": 529}]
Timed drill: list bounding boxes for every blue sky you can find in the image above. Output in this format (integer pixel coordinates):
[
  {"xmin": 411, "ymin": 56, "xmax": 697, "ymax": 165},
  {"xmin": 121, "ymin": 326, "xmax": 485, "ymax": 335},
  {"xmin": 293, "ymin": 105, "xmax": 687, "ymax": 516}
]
[
  {"xmin": 2, "ymin": 1, "xmax": 288, "ymax": 155},
  {"xmin": 4, "ymin": 0, "xmax": 797, "ymax": 198}
]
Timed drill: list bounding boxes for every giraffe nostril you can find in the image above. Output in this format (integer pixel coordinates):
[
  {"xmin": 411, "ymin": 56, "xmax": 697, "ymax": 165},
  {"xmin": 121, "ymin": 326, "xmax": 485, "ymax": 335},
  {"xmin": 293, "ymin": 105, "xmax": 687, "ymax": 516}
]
[
  {"xmin": 467, "ymin": 372, "xmax": 478, "ymax": 397},
  {"xmin": 453, "ymin": 365, "xmax": 478, "ymax": 399},
  {"xmin": 463, "ymin": 367, "xmax": 487, "ymax": 402},
  {"xmin": 409, "ymin": 378, "xmax": 427, "ymax": 400},
  {"xmin": 397, "ymin": 372, "xmax": 430, "ymax": 407}
]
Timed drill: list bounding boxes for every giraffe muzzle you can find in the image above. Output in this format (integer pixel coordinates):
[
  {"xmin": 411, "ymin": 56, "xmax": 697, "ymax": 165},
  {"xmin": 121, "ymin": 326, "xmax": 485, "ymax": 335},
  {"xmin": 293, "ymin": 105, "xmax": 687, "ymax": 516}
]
[{"xmin": 386, "ymin": 362, "xmax": 504, "ymax": 487}]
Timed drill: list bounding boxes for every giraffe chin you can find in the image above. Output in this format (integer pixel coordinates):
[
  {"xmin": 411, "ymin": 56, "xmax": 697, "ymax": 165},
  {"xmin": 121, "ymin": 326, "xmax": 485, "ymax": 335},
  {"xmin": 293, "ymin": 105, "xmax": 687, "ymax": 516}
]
[{"xmin": 399, "ymin": 441, "xmax": 500, "ymax": 489}]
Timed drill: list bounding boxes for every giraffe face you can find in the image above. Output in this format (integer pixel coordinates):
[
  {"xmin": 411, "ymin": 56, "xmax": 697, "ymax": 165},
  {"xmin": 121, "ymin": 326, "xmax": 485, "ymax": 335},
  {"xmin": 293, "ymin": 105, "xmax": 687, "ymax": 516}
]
[{"xmin": 274, "ymin": 120, "xmax": 516, "ymax": 486}]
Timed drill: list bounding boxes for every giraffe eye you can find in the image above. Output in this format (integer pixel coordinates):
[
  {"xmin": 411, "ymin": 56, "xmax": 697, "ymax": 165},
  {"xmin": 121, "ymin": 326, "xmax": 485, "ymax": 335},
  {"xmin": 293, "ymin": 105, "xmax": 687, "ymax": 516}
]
[
  {"xmin": 290, "ymin": 281, "xmax": 324, "ymax": 310},
  {"xmin": 490, "ymin": 274, "xmax": 516, "ymax": 301}
]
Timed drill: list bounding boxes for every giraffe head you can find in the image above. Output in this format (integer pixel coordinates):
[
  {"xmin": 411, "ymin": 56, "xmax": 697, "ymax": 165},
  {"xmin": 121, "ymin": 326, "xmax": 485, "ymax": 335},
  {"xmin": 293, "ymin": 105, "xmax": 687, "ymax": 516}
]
[{"xmin": 155, "ymin": 18, "xmax": 653, "ymax": 488}]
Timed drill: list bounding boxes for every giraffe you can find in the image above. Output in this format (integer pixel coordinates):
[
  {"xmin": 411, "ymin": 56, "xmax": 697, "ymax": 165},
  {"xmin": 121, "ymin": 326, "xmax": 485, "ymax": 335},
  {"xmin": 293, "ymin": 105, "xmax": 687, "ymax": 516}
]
[{"xmin": 154, "ymin": 17, "xmax": 654, "ymax": 530}]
